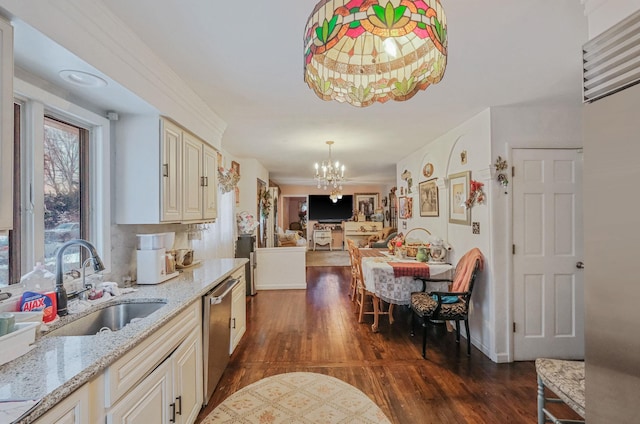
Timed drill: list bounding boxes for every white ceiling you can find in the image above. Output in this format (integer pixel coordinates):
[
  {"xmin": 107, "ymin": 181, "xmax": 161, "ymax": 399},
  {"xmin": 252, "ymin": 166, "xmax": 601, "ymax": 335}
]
[{"xmin": 9, "ymin": 1, "xmax": 589, "ymax": 186}]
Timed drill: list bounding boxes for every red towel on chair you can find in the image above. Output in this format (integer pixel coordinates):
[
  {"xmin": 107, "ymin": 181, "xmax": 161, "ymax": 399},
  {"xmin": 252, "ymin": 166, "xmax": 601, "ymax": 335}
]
[
  {"xmin": 451, "ymin": 248, "xmax": 484, "ymax": 293},
  {"xmin": 389, "ymin": 262, "xmax": 430, "ymax": 278}
]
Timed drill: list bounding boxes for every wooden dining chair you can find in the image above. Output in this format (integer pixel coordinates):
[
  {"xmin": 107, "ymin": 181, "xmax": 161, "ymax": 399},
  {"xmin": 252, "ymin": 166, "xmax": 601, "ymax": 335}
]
[
  {"xmin": 346, "ymin": 239, "xmax": 359, "ymax": 301},
  {"xmin": 410, "ymin": 247, "xmax": 484, "ymax": 358},
  {"xmin": 353, "ymin": 245, "xmax": 394, "ymax": 331}
]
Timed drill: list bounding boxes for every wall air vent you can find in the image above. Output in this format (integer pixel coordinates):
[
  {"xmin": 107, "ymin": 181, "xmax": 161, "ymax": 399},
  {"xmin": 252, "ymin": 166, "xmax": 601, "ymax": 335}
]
[{"xmin": 583, "ymin": 9, "xmax": 640, "ymax": 103}]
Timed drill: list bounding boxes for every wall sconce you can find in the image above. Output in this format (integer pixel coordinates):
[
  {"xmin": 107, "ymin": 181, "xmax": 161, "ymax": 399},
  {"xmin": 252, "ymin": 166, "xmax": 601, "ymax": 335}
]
[{"xmin": 494, "ymin": 156, "xmax": 509, "ymax": 194}]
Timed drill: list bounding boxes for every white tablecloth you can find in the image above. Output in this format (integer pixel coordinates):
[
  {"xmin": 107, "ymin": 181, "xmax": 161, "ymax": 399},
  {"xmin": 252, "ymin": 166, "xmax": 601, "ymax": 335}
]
[{"xmin": 361, "ymin": 256, "xmax": 454, "ymax": 305}]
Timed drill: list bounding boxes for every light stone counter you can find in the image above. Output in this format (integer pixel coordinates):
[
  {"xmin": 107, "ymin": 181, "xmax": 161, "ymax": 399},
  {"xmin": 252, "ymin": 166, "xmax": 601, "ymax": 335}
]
[{"xmin": 0, "ymin": 257, "xmax": 247, "ymax": 424}]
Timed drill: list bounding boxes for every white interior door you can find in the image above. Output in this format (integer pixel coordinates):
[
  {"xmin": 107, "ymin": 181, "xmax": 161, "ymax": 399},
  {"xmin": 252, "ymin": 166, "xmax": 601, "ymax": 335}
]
[{"xmin": 513, "ymin": 149, "xmax": 584, "ymax": 361}]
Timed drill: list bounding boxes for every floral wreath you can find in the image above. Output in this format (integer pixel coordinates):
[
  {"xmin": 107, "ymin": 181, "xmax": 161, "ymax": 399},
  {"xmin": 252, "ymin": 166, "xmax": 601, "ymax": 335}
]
[
  {"xmin": 465, "ymin": 180, "xmax": 485, "ymax": 208},
  {"xmin": 260, "ymin": 190, "xmax": 272, "ymax": 218}
]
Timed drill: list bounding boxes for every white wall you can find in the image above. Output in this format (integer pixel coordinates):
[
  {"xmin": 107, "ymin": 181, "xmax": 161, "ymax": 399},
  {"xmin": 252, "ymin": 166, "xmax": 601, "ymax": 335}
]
[
  {"xmin": 235, "ymin": 157, "xmax": 269, "ymax": 218},
  {"xmin": 584, "ymin": 0, "xmax": 640, "ymax": 37},
  {"xmin": 489, "ymin": 104, "xmax": 583, "ymax": 362},
  {"xmin": 397, "ymin": 109, "xmax": 495, "ymax": 359},
  {"xmin": 397, "ymin": 104, "xmax": 583, "ymax": 363}
]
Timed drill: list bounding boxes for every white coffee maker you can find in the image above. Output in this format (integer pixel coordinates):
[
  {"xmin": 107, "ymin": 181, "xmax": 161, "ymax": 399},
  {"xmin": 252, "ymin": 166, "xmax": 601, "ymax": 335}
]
[{"xmin": 136, "ymin": 233, "xmax": 179, "ymax": 284}]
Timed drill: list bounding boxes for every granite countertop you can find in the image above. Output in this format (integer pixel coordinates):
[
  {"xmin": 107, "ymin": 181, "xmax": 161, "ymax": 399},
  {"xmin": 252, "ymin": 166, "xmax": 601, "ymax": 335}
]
[{"xmin": 0, "ymin": 257, "xmax": 247, "ymax": 424}]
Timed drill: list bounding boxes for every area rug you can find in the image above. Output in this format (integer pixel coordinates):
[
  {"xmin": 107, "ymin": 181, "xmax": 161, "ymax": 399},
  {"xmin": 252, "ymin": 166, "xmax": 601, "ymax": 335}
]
[
  {"xmin": 203, "ymin": 372, "xmax": 391, "ymax": 424},
  {"xmin": 305, "ymin": 250, "xmax": 350, "ymax": 267}
]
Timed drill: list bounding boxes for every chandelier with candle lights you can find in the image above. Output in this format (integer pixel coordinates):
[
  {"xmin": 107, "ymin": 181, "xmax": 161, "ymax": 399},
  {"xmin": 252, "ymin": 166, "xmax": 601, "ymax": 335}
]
[{"xmin": 314, "ymin": 141, "xmax": 345, "ymax": 197}]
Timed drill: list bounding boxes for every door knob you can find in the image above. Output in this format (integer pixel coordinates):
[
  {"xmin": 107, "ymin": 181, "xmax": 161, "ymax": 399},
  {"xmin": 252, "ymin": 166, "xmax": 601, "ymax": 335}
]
[{"xmin": 576, "ymin": 261, "xmax": 584, "ymax": 269}]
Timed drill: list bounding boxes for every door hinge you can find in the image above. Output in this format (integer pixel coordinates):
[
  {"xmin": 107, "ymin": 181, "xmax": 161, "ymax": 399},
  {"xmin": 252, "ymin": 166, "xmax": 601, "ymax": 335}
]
[
  {"xmin": 511, "ymin": 166, "xmax": 515, "ymax": 177},
  {"xmin": 512, "ymin": 244, "xmax": 515, "ymax": 255},
  {"xmin": 513, "ymin": 322, "xmax": 516, "ymax": 333},
  {"xmin": 200, "ymin": 176, "xmax": 206, "ymax": 186}
]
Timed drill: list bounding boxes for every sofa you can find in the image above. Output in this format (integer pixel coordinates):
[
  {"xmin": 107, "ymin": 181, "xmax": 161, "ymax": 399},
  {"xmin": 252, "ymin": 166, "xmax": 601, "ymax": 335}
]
[
  {"xmin": 368, "ymin": 227, "xmax": 397, "ymax": 248},
  {"xmin": 277, "ymin": 228, "xmax": 307, "ymax": 247}
]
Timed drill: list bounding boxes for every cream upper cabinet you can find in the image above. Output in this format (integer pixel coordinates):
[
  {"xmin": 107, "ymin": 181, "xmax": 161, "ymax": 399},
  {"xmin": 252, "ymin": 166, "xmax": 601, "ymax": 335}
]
[
  {"xmin": 115, "ymin": 116, "xmax": 217, "ymax": 224},
  {"xmin": 0, "ymin": 17, "xmax": 13, "ymax": 231},
  {"xmin": 182, "ymin": 133, "xmax": 218, "ymax": 222},
  {"xmin": 161, "ymin": 119, "xmax": 183, "ymax": 222},
  {"xmin": 182, "ymin": 132, "xmax": 203, "ymax": 221},
  {"xmin": 202, "ymin": 144, "xmax": 218, "ymax": 221}
]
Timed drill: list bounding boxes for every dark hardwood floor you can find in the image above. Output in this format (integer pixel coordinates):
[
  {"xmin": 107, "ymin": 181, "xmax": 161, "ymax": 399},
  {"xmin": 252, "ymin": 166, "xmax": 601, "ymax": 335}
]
[{"xmin": 196, "ymin": 266, "xmax": 580, "ymax": 423}]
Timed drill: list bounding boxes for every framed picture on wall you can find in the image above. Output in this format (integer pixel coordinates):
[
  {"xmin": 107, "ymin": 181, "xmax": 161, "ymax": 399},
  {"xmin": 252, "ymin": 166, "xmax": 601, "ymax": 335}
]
[
  {"xmin": 354, "ymin": 193, "xmax": 379, "ymax": 220},
  {"xmin": 231, "ymin": 160, "xmax": 240, "ymax": 176},
  {"xmin": 398, "ymin": 196, "xmax": 413, "ymax": 219},
  {"xmin": 419, "ymin": 179, "xmax": 439, "ymax": 217},
  {"xmin": 448, "ymin": 171, "xmax": 471, "ymax": 225}
]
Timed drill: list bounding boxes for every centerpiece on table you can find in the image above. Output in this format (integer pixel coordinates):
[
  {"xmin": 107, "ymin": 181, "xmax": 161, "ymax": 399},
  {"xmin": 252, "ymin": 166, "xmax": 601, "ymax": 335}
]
[{"xmin": 388, "ymin": 233, "xmax": 405, "ymax": 255}]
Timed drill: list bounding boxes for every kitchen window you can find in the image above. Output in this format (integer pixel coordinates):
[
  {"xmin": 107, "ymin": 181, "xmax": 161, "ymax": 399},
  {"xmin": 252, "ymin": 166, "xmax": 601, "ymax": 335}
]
[{"xmin": 0, "ymin": 79, "xmax": 111, "ymax": 287}]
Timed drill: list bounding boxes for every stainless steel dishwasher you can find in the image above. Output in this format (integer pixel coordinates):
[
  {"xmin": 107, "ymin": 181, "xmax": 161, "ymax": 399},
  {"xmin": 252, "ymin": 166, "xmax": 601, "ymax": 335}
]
[{"xmin": 203, "ymin": 277, "xmax": 240, "ymax": 405}]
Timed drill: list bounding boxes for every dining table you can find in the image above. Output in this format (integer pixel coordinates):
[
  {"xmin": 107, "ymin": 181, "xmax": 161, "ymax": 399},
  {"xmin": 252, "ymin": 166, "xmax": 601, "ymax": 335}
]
[{"xmin": 359, "ymin": 249, "xmax": 454, "ymax": 332}]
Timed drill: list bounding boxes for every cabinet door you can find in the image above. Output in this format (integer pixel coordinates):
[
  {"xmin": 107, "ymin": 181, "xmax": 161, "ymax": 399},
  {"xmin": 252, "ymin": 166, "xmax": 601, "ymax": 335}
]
[
  {"xmin": 161, "ymin": 119, "xmax": 182, "ymax": 222},
  {"xmin": 35, "ymin": 384, "xmax": 89, "ymax": 424},
  {"xmin": 107, "ymin": 359, "xmax": 173, "ymax": 424},
  {"xmin": 182, "ymin": 133, "xmax": 203, "ymax": 221},
  {"xmin": 0, "ymin": 17, "xmax": 13, "ymax": 230},
  {"xmin": 172, "ymin": 331, "xmax": 203, "ymax": 424},
  {"xmin": 230, "ymin": 278, "xmax": 246, "ymax": 354},
  {"xmin": 202, "ymin": 144, "xmax": 218, "ymax": 221}
]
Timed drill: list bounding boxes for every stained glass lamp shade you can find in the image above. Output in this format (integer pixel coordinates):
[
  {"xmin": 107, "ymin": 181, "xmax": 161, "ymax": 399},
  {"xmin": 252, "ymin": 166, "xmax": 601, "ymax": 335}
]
[{"xmin": 304, "ymin": 0, "xmax": 447, "ymax": 107}]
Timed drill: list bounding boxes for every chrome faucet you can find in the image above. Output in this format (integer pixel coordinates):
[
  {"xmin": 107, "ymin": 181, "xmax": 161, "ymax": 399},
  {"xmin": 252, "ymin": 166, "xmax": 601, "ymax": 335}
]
[{"xmin": 55, "ymin": 239, "xmax": 105, "ymax": 316}]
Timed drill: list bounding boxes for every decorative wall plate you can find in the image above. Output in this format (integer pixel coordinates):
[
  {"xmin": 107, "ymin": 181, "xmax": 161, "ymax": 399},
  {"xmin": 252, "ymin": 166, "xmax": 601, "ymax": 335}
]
[{"xmin": 423, "ymin": 163, "xmax": 434, "ymax": 178}]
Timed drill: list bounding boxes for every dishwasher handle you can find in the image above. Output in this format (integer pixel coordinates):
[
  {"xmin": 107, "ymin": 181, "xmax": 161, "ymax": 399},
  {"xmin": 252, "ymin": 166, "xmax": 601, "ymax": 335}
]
[{"xmin": 209, "ymin": 278, "xmax": 240, "ymax": 305}]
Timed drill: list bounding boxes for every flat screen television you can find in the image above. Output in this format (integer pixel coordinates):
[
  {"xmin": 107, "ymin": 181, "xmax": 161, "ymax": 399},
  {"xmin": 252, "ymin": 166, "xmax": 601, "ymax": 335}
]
[{"xmin": 308, "ymin": 194, "xmax": 353, "ymax": 223}]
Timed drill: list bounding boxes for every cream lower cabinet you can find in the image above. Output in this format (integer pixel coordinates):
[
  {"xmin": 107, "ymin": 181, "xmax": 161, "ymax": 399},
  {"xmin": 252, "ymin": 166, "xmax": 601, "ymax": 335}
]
[
  {"xmin": 35, "ymin": 300, "xmax": 203, "ymax": 424},
  {"xmin": 105, "ymin": 300, "xmax": 202, "ymax": 424},
  {"xmin": 107, "ymin": 330, "xmax": 201, "ymax": 424},
  {"xmin": 230, "ymin": 269, "xmax": 246, "ymax": 354},
  {"xmin": 172, "ymin": 330, "xmax": 203, "ymax": 424},
  {"xmin": 34, "ymin": 384, "xmax": 90, "ymax": 424},
  {"xmin": 34, "ymin": 374, "xmax": 105, "ymax": 424},
  {"xmin": 107, "ymin": 358, "xmax": 172, "ymax": 424}
]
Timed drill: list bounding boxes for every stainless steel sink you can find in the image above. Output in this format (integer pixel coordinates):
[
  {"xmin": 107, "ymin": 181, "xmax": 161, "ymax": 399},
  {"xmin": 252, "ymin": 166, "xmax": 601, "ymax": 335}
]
[{"xmin": 47, "ymin": 300, "xmax": 167, "ymax": 337}]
